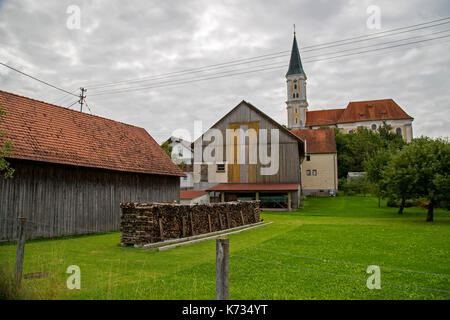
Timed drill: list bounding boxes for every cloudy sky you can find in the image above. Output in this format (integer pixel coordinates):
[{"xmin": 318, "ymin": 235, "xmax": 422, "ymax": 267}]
[{"xmin": 0, "ymin": 0, "xmax": 449, "ymax": 142}]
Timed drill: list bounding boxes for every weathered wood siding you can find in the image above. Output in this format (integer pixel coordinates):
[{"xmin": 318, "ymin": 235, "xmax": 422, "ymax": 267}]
[
  {"xmin": 0, "ymin": 159, "xmax": 180, "ymax": 241},
  {"xmin": 197, "ymin": 102, "xmax": 302, "ymax": 184}
]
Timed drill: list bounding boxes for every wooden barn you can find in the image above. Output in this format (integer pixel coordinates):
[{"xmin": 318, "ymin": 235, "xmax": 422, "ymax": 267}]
[
  {"xmin": 193, "ymin": 100, "xmax": 305, "ymax": 210},
  {"xmin": 0, "ymin": 90, "xmax": 184, "ymax": 241}
]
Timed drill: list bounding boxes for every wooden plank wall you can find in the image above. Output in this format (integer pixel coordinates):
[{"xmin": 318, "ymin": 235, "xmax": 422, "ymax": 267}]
[{"xmin": 0, "ymin": 159, "xmax": 180, "ymax": 241}]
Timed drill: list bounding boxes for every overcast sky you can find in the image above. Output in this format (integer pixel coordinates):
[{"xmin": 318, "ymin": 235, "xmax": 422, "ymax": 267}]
[{"xmin": 0, "ymin": 0, "xmax": 449, "ymax": 143}]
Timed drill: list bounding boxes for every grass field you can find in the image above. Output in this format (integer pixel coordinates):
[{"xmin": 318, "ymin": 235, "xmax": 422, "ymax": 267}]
[{"xmin": 1, "ymin": 196, "xmax": 449, "ymax": 300}]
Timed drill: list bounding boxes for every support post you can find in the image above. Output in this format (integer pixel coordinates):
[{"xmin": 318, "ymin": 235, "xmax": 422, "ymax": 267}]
[
  {"xmin": 240, "ymin": 211, "xmax": 245, "ymax": 226},
  {"xmin": 216, "ymin": 238, "xmax": 229, "ymax": 300},
  {"xmin": 14, "ymin": 217, "xmax": 27, "ymax": 287},
  {"xmin": 208, "ymin": 214, "xmax": 212, "ymax": 233},
  {"xmin": 255, "ymin": 191, "xmax": 259, "ymax": 201},
  {"xmin": 182, "ymin": 216, "xmax": 186, "ymax": 238},
  {"xmin": 288, "ymin": 192, "xmax": 292, "ymax": 211},
  {"xmin": 221, "ymin": 192, "xmax": 225, "ymax": 202},
  {"xmin": 158, "ymin": 219, "xmax": 164, "ymax": 241},
  {"xmin": 218, "ymin": 213, "xmax": 223, "ymax": 230}
]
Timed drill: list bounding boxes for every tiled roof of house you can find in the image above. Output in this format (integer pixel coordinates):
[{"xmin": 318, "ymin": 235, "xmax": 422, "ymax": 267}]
[
  {"xmin": 336, "ymin": 99, "xmax": 413, "ymax": 123},
  {"xmin": 305, "ymin": 99, "xmax": 413, "ymax": 127},
  {"xmin": 306, "ymin": 109, "xmax": 345, "ymax": 127},
  {"xmin": 291, "ymin": 128, "xmax": 337, "ymax": 154},
  {"xmin": 180, "ymin": 190, "xmax": 207, "ymax": 199},
  {"xmin": 0, "ymin": 90, "xmax": 184, "ymax": 176}
]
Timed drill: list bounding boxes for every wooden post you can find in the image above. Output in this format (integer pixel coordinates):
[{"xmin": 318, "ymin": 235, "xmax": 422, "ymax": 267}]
[
  {"xmin": 15, "ymin": 217, "xmax": 27, "ymax": 287},
  {"xmin": 208, "ymin": 214, "xmax": 212, "ymax": 233},
  {"xmin": 240, "ymin": 211, "xmax": 245, "ymax": 226},
  {"xmin": 255, "ymin": 191, "xmax": 259, "ymax": 201},
  {"xmin": 221, "ymin": 192, "xmax": 225, "ymax": 202},
  {"xmin": 218, "ymin": 213, "xmax": 223, "ymax": 230},
  {"xmin": 190, "ymin": 212, "xmax": 195, "ymax": 236},
  {"xmin": 182, "ymin": 216, "xmax": 186, "ymax": 238},
  {"xmin": 158, "ymin": 219, "xmax": 164, "ymax": 241},
  {"xmin": 216, "ymin": 238, "xmax": 229, "ymax": 300},
  {"xmin": 288, "ymin": 192, "xmax": 292, "ymax": 211},
  {"xmin": 226, "ymin": 212, "xmax": 230, "ymax": 229}
]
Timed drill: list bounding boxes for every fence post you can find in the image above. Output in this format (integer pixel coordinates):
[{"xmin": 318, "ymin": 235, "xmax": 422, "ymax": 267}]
[
  {"xmin": 216, "ymin": 238, "xmax": 229, "ymax": 300},
  {"xmin": 14, "ymin": 217, "xmax": 27, "ymax": 287}
]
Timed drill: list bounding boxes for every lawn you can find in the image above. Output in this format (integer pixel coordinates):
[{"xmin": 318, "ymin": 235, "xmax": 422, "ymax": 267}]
[{"xmin": 0, "ymin": 196, "xmax": 449, "ymax": 300}]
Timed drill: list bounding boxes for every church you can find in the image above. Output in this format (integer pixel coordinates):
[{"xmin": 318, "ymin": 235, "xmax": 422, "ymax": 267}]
[{"xmin": 285, "ymin": 33, "xmax": 414, "ymax": 143}]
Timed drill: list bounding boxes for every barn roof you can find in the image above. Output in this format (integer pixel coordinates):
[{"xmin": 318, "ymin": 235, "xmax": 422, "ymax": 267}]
[
  {"xmin": 180, "ymin": 190, "xmax": 207, "ymax": 199},
  {"xmin": 0, "ymin": 90, "xmax": 184, "ymax": 177},
  {"xmin": 291, "ymin": 128, "xmax": 337, "ymax": 154}
]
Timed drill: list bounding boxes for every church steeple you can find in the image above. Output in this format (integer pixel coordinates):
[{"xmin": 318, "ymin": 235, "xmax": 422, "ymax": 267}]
[
  {"xmin": 286, "ymin": 33, "xmax": 306, "ymax": 77},
  {"xmin": 286, "ymin": 29, "xmax": 308, "ymax": 129}
]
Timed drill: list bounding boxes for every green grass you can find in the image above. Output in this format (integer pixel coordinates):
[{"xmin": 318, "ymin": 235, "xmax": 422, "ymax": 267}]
[{"xmin": 0, "ymin": 196, "xmax": 449, "ymax": 300}]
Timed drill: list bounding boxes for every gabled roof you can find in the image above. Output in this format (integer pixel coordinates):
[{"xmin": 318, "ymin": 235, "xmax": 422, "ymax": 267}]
[
  {"xmin": 195, "ymin": 100, "xmax": 305, "ymax": 158},
  {"xmin": 336, "ymin": 99, "xmax": 413, "ymax": 123},
  {"xmin": 0, "ymin": 90, "xmax": 184, "ymax": 176},
  {"xmin": 291, "ymin": 128, "xmax": 337, "ymax": 154},
  {"xmin": 286, "ymin": 34, "xmax": 306, "ymax": 77},
  {"xmin": 305, "ymin": 99, "xmax": 413, "ymax": 127},
  {"xmin": 180, "ymin": 190, "xmax": 207, "ymax": 199},
  {"xmin": 306, "ymin": 109, "xmax": 345, "ymax": 127}
]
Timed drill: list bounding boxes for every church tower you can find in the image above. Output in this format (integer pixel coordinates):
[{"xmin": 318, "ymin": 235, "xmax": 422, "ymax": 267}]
[{"xmin": 286, "ymin": 31, "xmax": 308, "ymax": 129}]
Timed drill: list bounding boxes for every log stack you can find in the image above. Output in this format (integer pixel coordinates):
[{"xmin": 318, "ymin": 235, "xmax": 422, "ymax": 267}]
[{"xmin": 120, "ymin": 201, "xmax": 260, "ymax": 246}]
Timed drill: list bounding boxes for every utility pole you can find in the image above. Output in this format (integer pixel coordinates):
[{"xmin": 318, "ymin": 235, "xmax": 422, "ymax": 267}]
[{"xmin": 79, "ymin": 87, "xmax": 87, "ymax": 112}]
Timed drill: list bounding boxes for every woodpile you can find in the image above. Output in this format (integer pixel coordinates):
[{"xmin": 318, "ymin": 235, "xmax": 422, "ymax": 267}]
[{"xmin": 120, "ymin": 201, "xmax": 260, "ymax": 246}]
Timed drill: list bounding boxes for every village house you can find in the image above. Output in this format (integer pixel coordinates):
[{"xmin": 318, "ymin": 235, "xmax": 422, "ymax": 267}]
[
  {"xmin": 193, "ymin": 100, "xmax": 305, "ymax": 210},
  {"xmin": 291, "ymin": 128, "xmax": 338, "ymax": 196},
  {"xmin": 180, "ymin": 190, "xmax": 209, "ymax": 205},
  {"xmin": 165, "ymin": 136, "xmax": 194, "ymax": 189},
  {"xmin": 0, "ymin": 90, "xmax": 184, "ymax": 241}
]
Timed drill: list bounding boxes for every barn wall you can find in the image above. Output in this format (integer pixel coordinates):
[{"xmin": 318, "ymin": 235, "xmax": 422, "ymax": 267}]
[{"xmin": 0, "ymin": 159, "xmax": 180, "ymax": 241}]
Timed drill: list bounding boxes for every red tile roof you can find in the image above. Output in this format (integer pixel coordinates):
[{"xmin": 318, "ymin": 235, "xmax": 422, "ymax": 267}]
[
  {"xmin": 306, "ymin": 109, "xmax": 344, "ymax": 127},
  {"xmin": 207, "ymin": 183, "xmax": 299, "ymax": 191},
  {"xmin": 337, "ymin": 99, "xmax": 413, "ymax": 123},
  {"xmin": 0, "ymin": 90, "xmax": 184, "ymax": 176},
  {"xmin": 180, "ymin": 190, "xmax": 208, "ymax": 199},
  {"xmin": 291, "ymin": 128, "xmax": 337, "ymax": 154},
  {"xmin": 305, "ymin": 99, "xmax": 412, "ymax": 127}
]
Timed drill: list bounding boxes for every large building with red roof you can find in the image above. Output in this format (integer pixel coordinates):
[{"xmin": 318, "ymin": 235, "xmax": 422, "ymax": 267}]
[
  {"xmin": 286, "ymin": 33, "xmax": 414, "ymax": 142},
  {"xmin": 0, "ymin": 90, "xmax": 184, "ymax": 241}
]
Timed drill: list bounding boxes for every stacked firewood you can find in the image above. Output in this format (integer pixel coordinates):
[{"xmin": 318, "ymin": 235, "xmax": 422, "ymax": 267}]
[{"xmin": 120, "ymin": 201, "xmax": 260, "ymax": 246}]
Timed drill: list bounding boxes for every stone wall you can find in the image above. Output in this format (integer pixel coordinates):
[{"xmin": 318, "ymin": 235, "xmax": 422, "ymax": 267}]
[{"xmin": 120, "ymin": 201, "xmax": 261, "ymax": 246}]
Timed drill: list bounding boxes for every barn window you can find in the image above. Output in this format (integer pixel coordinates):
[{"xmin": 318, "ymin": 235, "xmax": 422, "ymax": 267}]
[
  {"xmin": 371, "ymin": 124, "xmax": 377, "ymax": 130},
  {"xmin": 217, "ymin": 164, "xmax": 225, "ymax": 172},
  {"xmin": 306, "ymin": 170, "xmax": 311, "ymax": 176},
  {"xmin": 312, "ymin": 170, "xmax": 317, "ymax": 176},
  {"xmin": 396, "ymin": 127, "xmax": 403, "ymax": 136}
]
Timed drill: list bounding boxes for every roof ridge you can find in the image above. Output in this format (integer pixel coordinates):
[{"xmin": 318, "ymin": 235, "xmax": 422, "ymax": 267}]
[{"xmin": 0, "ymin": 89, "xmax": 145, "ymax": 131}]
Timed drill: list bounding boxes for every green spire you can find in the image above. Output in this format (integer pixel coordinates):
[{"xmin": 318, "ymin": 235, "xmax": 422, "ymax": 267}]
[{"xmin": 286, "ymin": 34, "xmax": 306, "ymax": 77}]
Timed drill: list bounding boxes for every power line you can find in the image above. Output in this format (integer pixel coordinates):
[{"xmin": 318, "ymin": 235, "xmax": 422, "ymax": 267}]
[
  {"xmin": 0, "ymin": 62, "xmax": 78, "ymax": 97},
  {"xmin": 85, "ymin": 16, "xmax": 450, "ymax": 90},
  {"xmin": 89, "ymin": 34, "xmax": 450, "ymax": 97},
  {"xmin": 66, "ymin": 100, "xmax": 79, "ymax": 109},
  {"xmin": 89, "ymin": 29, "xmax": 450, "ymax": 95}
]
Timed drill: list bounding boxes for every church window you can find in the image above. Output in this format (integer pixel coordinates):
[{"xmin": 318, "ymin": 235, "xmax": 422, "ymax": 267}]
[
  {"xmin": 293, "ymin": 93, "xmax": 295, "ymax": 98},
  {"xmin": 295, "ymin": 108, "xmax": 298, "ymax": 113},
  {"xmin": 294, "ymin": 84, "xmax": 297, "ymax": 89},
  {"xmin": 296, "ymin": 93, "xmax": 299, "ymax": 98},
  {"xmin": 306, "ymin": 155, "xmax": 311, "ymax": 161},
  {"xmin": 295, "ymin": 118, "xmax": 298, "ymax": 124}
]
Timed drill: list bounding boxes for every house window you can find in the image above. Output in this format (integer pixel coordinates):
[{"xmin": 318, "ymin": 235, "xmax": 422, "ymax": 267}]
[
  {"xmin": 312, "ymin": 170, "xmax": 317, "ymax": 176},
  {"xmin": 306, "ymin": 155, "xmax": 311, "ymax": 161},
  {"xmin": 182, "ymin": 176, "xmax": 187, "ymax": 181},
  {"xmin": 217, "ymin": 164, "xmax": 225, "ymax": 172},
  {"xmin": 396, "ymin": 127, "xmax": 403, "ymax": 136},
  {"xmin": 306, "ymin": 170, "xmax": 311, "ymax": 176},
  {"xmin": 371, "ymin": 124, "xmax": 377, "ymax": 130}
]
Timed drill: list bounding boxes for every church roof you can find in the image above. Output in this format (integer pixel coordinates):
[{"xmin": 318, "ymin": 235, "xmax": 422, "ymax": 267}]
[
  {"xmin": 286, "ymin": 34, "xmax": 306, "ymax": 77},
  {"xmin": 305, "ymin": 99, "xmax": 413, "ymax": 127}
]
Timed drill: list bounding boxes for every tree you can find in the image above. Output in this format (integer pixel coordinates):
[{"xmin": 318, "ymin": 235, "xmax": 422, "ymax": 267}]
[
  {"xmin": 160, "ymin": 140, "xmax": 172, "ymax": 158},
  {"xmin": 0, "ymin": 103, "xmax": 14, "ymax": 179},
  {"xmin": 364, "ymin": 148, "xmax": 394, "ymax": 207},
  {"xmin": 383, "ymin": 137, "xmax": 450, "ymax": 221}
]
